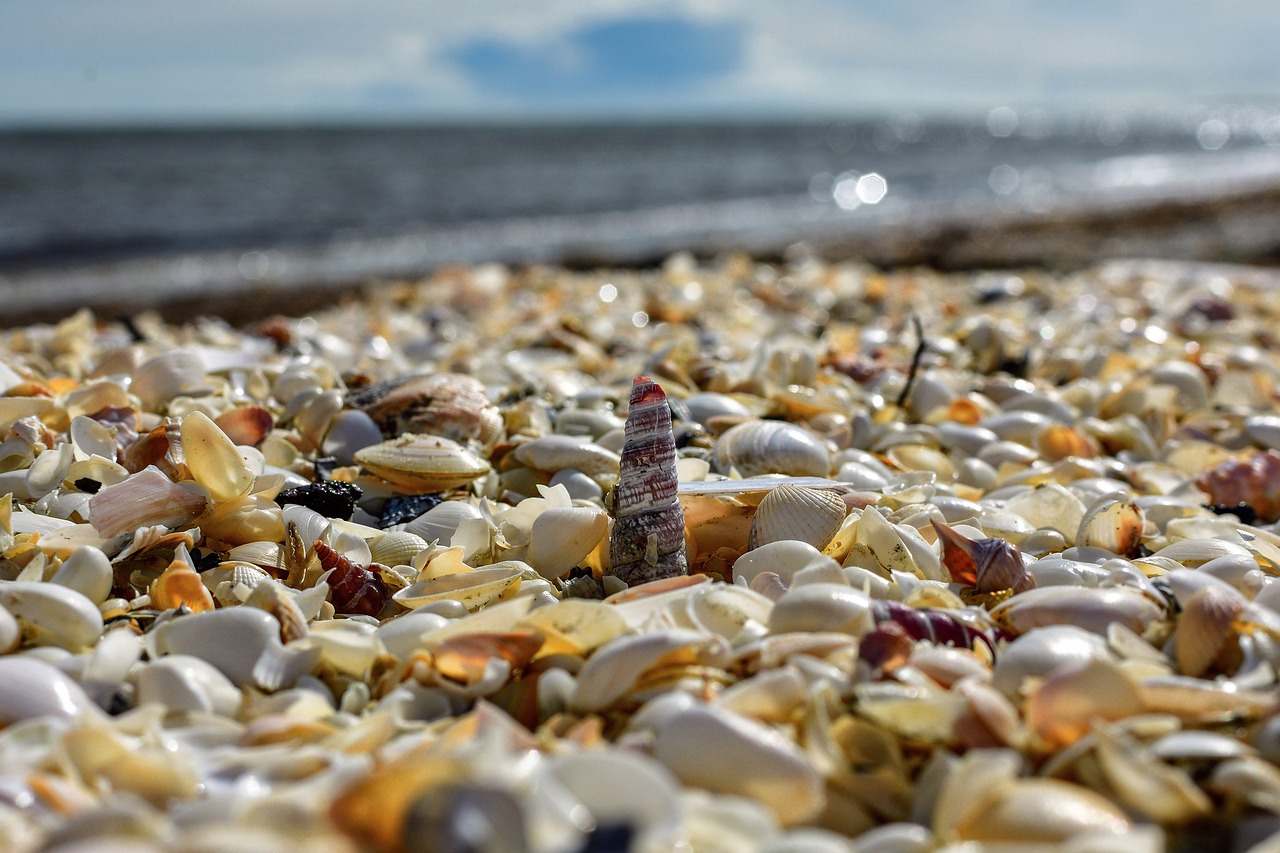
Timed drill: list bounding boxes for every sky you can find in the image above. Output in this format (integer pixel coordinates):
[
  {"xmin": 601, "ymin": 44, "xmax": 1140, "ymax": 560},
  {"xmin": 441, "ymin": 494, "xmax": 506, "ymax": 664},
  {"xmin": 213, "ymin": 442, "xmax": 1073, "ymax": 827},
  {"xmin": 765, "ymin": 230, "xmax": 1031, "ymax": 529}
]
[{"xmin": 2, "ymin": 1, "xmax": 1279, "ymax": 126}]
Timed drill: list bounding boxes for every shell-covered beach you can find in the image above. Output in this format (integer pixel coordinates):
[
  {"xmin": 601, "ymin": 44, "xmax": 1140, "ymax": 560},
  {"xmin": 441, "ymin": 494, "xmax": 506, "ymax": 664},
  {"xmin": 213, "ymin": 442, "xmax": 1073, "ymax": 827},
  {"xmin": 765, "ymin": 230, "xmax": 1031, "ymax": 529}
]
[{"xmin": 4, "ymin": 252, "xmax": 1280, "ymax": 852}]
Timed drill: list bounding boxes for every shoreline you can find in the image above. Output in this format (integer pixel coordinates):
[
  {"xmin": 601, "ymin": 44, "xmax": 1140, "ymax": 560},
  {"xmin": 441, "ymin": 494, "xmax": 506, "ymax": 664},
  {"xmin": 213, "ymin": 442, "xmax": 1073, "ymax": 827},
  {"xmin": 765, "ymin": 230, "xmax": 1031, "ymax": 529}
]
[{"xmin": 3, "ymin": 178, "xmax": 1280, "ymax": 329}]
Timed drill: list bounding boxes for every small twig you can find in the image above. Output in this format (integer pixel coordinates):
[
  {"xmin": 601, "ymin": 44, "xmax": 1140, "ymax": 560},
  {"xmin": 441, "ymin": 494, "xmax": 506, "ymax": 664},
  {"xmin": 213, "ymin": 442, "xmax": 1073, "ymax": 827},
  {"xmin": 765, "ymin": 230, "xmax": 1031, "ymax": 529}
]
[{"xmin": 896, "ymin": 315, "xmax": 928, "ymax": 410}]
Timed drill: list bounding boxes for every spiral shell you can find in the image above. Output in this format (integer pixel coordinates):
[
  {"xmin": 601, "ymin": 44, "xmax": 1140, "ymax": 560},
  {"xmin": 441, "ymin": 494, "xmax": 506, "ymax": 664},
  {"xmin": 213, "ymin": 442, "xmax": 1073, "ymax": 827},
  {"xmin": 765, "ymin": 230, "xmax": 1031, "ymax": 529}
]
[
  {"xmin": 608, "ymin": 376, "xmax": 688, "ymax": 586},
  {"xmin": 1196, "ymin": 449, "xmax": 1280, "ymax": 522},
  {"xmin": 747, "ymin": 483, "xmax": 847, "ymax": 551},
  {"xmin": 712, "ymin": 420, "xmax": 831, "ymax": 478},
  {"xmin": 932, "ymin": 519, "xmax": 1034, "ymax": 594}
]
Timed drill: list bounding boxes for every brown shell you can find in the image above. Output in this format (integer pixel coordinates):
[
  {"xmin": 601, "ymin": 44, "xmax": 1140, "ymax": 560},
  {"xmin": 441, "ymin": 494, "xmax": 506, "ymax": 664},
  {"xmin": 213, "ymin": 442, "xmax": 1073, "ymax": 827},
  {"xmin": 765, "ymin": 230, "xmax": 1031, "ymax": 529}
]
[
  {"xmin": 348, "ymin": 373, "xmax": 504, "ymax": 449},
  {"xmin": 609, "ymin": 376, "xmax": 688, "ymax": 586},
  {"xmin": 1196, "ymin": 449, "xmax": 1280, "ymax": 523}
]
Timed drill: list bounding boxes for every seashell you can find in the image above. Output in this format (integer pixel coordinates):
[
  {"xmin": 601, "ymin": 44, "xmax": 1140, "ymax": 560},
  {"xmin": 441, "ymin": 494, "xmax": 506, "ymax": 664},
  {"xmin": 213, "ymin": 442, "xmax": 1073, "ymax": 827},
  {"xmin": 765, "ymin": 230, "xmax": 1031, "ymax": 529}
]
[
  {"xmin": 1025, "ymin": 657, "xmax": 1145, "ymax": 748},
  {"xmin": 292, "ymin": 388, "xmax": 344, "ymax": 451},
  {"xmin": 608, "ymin": 376, "xmax": 688, "ymax": 586},
  {"xmin": 153, "ymin": 607, "xmax": 309, "ymax": 688},
  {"xmin": 931, "ymin": 520, "xmax": 1033, "ymax": 593},
  {"xmin": 651, "ymin": 703, "xmax": 825, "ymax": 825},
  {"xmin": 989, "ymin": 586, "xmax": 1166, "ymax": 638},
  {"xmin": 393, "ymin": 562, "xmax": 526, "ymax": 611},
  {"xmin": 149, "ymin": 558, "xmax": 215, "ymax": 613},
  {"xmin": 1196, "ymin": 449, "xmax": 1280, "ymax": 522},
  {"xmin": 205, "ymin": 561, "xmax": 270, "ymax": 605},
  {"xmin": 511, "ymin": 434, "xmax": 621, "ymax": 476},
  {"xmin": 404, "ymin": 500, "xmax": 483, "ymax": 544},
  {"xmin": 354, "ymin": 433, "xmax": 490, "ymax": 492},
  {"xmin": 244, "ymin": 578, "xmax": 309, "ymax": 643},
  {"xmin": 348, "ymin": 373, "xmax": 504, "ymax": 448},
  {"xmin": 320, "ymin": 409, "xmax": 384, "ymax": 466},
  {"xmin": 65, "ymin": 455, "xmax": 130, "ymax": 493},
  {"xmin": 769, "ymin": 582, "xmax": 874, "ymax": 637},
  {"xmin": 213, "ymin": 404, "xmax": 274, "ymax": 447},
  {"xmin": 26, "ymin": 443, "xmax": 73, "ymax": 499},
  {"xmin": 527, "ymin": 506, "xmax": 608, "ymax": 580},
  {"xmin": 376, "ymin": 608, "xmax": 452, "ymax": 659},
  {"xmin": 684, "ymin": 392, "xmax": 753, "ymax": 427},
  {"xmin": 545, "ymin": 750, "xmax": 685, "ymax": 851},
  {"xmin": 1076, "ymin": 498, "xmax": 1145, "ymax": 558},
  {"xmin": 0, "ymin": 605, "xmax": 17, "ymax": 654},
  {"xmin": 548, "ymin": 467, "xmax": 604, "ymax": 502},
  {"xmin": 316, "ymin": 541, "xmax": 389, "ymax": 617},
  {"xmin": 712, "ymin": 420, "xmax": 831, "ymax": 478},
  {"xmin": 571, "ymin": 628, "xmax": 732, "ymax": 713},
  {"xmin": 180, "ymin": 410, "xmax": 255, "ymax": 503},
  {"xmin": 949, "ymin": 776, "xmax": 1132, "ymax": 842},
  {"xmin": 133, "ymin": 654, "xmax": 242, "ymax": 717},
  {"xmin": 369, "ymin": 530, "xmax": 430, "ymax": 567},
  {"xmin": 1001, "ymin": 483, "xmax": 1086, "ymax": 545},
  {"xmin": 88, "ymin": 465, "xmax": 208, "ymax": 539},
  {"xmin": 0, "ymin": 655, "xmax": 102, "ymax": 722},
  {"xmin": 0, "ymin": 582, "xmax": 104, "ymax": 651},
  {"xmin": 198, "ymin": 492, "xmax": 284, "ymax": 546},
  {"xmin": 69, "ymin": 414, "xmax": 118, "ymax": 462},
  {"xmin": 131, "ymin": 349, "xmax": 207, "ymax": 408},
  {"xmin": 748, "ymin": 484, "xmax": 846, "ymax": 551},
  {"xmin": 733, "ymin": 539, "xmax": 839, "ymax": 587}
]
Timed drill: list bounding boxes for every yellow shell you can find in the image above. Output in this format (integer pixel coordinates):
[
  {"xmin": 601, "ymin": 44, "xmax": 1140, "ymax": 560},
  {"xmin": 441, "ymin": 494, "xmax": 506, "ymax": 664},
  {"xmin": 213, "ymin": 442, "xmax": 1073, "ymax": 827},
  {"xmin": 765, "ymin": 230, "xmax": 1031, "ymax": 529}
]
[
  {"xmin": 392, "ymin": 562, "xmax": 527, "ymax": 611},
  {"xmin": 354, "ymin": 434, "xmax": 490, "ymax": 492}
]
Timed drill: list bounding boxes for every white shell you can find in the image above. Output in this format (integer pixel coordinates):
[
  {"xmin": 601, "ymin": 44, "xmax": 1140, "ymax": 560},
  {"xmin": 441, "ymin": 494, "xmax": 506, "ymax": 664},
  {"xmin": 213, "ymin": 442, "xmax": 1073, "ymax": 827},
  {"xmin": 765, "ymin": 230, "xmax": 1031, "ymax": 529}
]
[
  {"xmin": 134, "ymin": 654, "xmax": 243, "ymax": 717},
  {"xmin": 131, "ymin": 349, "xmax": 207, "ymax": 407},
  {"xmin": 769, "ymin": 583, "xmax": 874, "ymax": 637},
  {"xmin": 527, "ymin": 506, "xmax": 608, "ymax": 580},
  {"xmin": 652, "ymin": 703, "xmax": 825, "ymax": 826},
  {"xmin": 713, "ymin": 420, "xmax": 831, "ymax": 478},
  {"xmin": 0, "ymin": 582, "xmax": 104, "ymax": 651},
  {"xmin": 405, "ymin": 500, "xmax": 484, "ymax": 545},
  {"xmin": 748, "ymin": 484, "xmax": 846, "ymax": 550},
  {"xmin": 50, "ymin": 545, "xmax": 114, "ymax": 605},
  {"xmin": 393, "ymin": 563, "xmax": 527, "ymax": 611},
  {"xmin": 0, "ymin": 656, "xmax": 102, "ymax": 723}
]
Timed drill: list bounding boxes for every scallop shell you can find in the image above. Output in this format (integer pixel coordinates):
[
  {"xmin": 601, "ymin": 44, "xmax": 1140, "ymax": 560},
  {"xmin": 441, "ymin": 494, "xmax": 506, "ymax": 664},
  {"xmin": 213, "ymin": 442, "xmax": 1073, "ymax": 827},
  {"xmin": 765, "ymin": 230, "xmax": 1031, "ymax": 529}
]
[
  {"xmin": 712, "ymin": 420, "xmax": 831, "ymax": 478},
  {"xmin": 354, "ymin": 434, "xmax": 490, "ymax": 492},
  {"xmin": 747, "ymin": 483, "xmax": 846, "ymax": 551},
  {"xmin": 608, "ymin": 376, "xmax": 688, "ymax": 586},
  {"xmin": 392, "ymin": 562, "xmax": 527, "ymax": 611},
  {"xmin": 369, "ymin": 530, "xmax": 430, "ymax": 567}
]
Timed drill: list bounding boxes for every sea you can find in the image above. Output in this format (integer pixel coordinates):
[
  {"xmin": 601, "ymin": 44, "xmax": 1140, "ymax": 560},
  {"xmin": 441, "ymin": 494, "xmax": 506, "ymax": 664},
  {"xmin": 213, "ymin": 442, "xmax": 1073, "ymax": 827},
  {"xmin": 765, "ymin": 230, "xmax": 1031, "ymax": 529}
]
[{"xmin": 3, "ymin": 108, "xmax": 1280, "ymax": 320}]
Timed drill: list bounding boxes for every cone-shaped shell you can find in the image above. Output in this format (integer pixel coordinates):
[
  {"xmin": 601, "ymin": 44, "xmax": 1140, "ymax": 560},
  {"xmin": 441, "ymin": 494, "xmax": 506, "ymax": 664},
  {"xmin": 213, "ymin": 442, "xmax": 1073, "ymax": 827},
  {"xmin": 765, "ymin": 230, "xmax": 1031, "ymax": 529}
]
[
  {"xmin": 608, "ymin": 377, "xmax": 687, "ymax": 586},
  {"xmin": 354, "ymin": 433, "xmax": 490, "ymax": 492},
  {"xmin": 747, "ymin": 484, "xmax": 846, "ymax": 551}
]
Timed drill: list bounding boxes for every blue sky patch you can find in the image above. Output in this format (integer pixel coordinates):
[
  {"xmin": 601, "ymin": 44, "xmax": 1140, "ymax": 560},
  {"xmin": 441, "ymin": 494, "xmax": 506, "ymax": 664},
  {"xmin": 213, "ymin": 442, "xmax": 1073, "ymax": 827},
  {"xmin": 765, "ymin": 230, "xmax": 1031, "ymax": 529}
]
[{"xmin": 451, "ymin": 15, "xmax": 745, "ymax": 101}]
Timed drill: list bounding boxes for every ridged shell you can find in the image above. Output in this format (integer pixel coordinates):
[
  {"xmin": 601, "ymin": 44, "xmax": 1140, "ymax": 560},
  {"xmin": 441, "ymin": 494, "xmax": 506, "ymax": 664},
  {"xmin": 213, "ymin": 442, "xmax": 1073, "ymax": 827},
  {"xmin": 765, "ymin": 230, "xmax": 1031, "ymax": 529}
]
[
  {"xmin": 747, "ymin": 484, "xmax": 846, "ymax": 551},
  {"xmin": 712, "ymin": 420, "xmax": 831, "ymax": 478},
  {"xmin": 608, "ymin": 376, "xmax": 687, "ymax": 586},
  {"xmin": 354, "ymin": 434, "xmax": 490, "ymax": 492},
  {"xmin": 213, "ymin": 405, "xmax": 274, "ymax": 447},
  {"xmin": 368, "ymin": 530, "xmax": 430, "ymax": 567},
  {"xmin": 150, "ymin": 558, "xmax": 216, "ymax": 613},
  {"xmin": 392, "ymin": 562, "xmax": 526, "ymax": 611}
]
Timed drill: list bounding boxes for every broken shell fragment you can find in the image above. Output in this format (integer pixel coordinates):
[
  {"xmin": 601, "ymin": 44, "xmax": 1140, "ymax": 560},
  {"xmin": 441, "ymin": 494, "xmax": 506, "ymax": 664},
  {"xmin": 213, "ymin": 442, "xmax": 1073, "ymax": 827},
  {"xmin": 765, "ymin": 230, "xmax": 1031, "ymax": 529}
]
[
  {"xmin": 527, "ymin": 505, "xmax": 608, "ymax": 580},
  {"xmin": 88, "ymin": 465, "xmax": 208, "ymax": 539}
]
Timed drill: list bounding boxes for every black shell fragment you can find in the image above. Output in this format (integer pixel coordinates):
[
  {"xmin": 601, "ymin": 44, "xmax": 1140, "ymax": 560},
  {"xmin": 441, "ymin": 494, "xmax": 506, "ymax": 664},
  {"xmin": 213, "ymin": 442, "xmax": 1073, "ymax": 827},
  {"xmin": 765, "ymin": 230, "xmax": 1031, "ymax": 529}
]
[
  {"xmin": 276, "ymin": 481, "xmax": 363, "ymax": 520},
  {"xmin": 378, "ymin": 493, "xmax": 444, "ymax": 529}
]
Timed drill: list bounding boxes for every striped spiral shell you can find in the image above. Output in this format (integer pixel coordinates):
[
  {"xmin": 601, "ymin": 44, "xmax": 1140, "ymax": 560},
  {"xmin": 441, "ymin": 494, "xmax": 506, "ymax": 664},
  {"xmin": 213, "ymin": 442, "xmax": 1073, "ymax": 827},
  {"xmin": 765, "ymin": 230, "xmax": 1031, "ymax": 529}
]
[{"xmin": 608, "ymin": 376, "xmax": 688, "ymax": 586}]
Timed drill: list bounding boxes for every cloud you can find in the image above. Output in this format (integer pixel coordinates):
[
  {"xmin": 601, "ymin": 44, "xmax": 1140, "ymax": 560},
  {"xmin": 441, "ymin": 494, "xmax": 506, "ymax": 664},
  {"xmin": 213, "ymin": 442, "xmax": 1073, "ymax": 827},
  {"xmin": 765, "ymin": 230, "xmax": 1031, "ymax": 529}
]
[{"xmin": 450, "ymin": 15, "xmax": 745, "ymax": 102}]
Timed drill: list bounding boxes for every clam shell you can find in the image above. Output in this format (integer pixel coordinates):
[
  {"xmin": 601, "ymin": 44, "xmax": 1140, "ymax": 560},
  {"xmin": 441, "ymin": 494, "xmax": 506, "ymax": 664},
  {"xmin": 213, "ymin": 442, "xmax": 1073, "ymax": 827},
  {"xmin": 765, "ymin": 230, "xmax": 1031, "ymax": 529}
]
[
  {"xmin": 511, "ymin": 434, "xmax": 621, "ymax": 476},
  {"xmin": 354, "ymin": 434, "xmax": 490, "ymax": 492},
  {"xmin": 50, "ymin": 545, "xmax": 114, "ymax": 605},
  {"xmin": 747, "ymin": 484, "xmax": 846, "ymax": 551},
  {"xmin": 392, "ymin": 562, "xmax": 526, "ymax": 611},
  {"xmin": 133, "ymin": 654, "xmax": 242, "ymax": 717},
  {"xmin": 712, "ymin": 420, "xmax": 831, "ymax": 478},
  {"xmin": 0, "ymin": 582, "xmax": 104, "ymax": 651},
  {"xmin": 131, "ymin": 349, "xmax": 207, "ymax": 408},
  {"xmin": 527, "ymin": 506, "xmax": 608, "ymax": 580},
  {"xmin": 0, "ymin": 656, "xmax": 102, "ymax": 723},
  {"xmin": 405, "ymin": 500, "xmax": 484, "ymax": 545}
]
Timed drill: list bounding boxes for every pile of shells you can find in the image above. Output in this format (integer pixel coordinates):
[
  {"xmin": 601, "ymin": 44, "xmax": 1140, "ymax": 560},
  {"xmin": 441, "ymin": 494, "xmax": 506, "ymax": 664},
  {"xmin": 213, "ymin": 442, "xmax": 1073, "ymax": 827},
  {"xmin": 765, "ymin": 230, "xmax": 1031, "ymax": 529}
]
[{"xmin": 5, "ymin": 254, "xmax": 1280, "ymax": 851}]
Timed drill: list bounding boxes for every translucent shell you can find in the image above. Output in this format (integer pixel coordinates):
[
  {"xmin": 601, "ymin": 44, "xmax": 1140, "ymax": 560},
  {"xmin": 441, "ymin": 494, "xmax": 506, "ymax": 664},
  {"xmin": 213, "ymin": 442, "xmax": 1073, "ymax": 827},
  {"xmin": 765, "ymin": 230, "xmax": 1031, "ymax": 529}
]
[
  {"xmin": 180, "ymin": 410, "xmax": 255, "ymax": 503},
  {"xmin": 608, "ymin": 376, "xmax": 688, "ymax": 586},
  {"xmin": 150, "ymin": 558, "xmax": 215, "ymax": 613},
  {"xmin": 87, "ymin": 465, "xmax": 208, "ymax": 539},
  {"xmin": 393, "ymin": 562, "xmax": 527, "ymax": 612},
  {"xmin": 354, "ymin": 433, "xmax": 491, "ymax": 492}
]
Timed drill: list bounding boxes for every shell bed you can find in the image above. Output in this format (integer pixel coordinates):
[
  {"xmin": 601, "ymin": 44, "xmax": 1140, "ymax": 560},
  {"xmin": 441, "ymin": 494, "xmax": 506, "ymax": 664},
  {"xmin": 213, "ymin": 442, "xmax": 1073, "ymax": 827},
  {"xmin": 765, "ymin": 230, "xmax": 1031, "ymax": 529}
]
[{"xmin": 2, "ymin": 253, "xmax": 1280, "ymax": 852}]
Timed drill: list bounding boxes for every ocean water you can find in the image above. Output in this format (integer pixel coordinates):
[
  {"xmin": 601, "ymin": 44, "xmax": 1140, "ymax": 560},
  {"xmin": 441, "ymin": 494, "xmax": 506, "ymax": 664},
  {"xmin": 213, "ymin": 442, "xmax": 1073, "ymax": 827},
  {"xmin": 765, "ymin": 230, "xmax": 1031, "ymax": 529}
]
[{"xmin": 2, "ymin": 111, "xmax": 1280, "ymax": 305}]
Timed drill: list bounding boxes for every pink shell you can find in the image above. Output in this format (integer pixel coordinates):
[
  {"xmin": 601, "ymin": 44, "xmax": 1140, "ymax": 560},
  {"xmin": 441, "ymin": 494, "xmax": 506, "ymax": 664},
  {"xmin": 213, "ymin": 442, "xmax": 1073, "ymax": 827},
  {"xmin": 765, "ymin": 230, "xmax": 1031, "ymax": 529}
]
[
  {"xmin": 608, "ymin": 376, "xmax": 688, "ymax": 586},
  {"xmin": 1197, "ymin": 449, "xmax": 1280, "ymax": 523}
]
